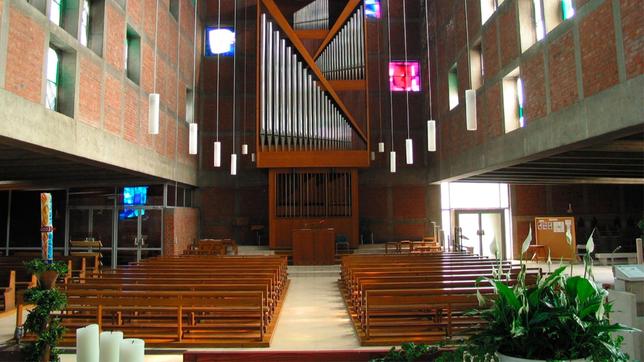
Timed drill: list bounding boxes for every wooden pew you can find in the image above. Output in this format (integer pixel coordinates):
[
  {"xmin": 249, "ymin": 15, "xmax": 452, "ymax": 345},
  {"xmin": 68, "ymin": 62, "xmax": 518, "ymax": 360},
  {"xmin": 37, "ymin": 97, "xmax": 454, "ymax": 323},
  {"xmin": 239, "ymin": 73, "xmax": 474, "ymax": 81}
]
[{"xmin": 0, "ymin": 270, "xmax": 15, "ymax": 311}]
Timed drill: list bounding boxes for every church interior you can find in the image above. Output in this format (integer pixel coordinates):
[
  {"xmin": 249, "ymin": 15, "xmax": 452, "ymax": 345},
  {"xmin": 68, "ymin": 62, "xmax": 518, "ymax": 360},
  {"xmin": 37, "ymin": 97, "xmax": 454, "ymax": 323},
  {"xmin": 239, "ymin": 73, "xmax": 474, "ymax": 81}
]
[{"xmin": 0, "ymin": 0, "xmax": 642, "ymax": 360}]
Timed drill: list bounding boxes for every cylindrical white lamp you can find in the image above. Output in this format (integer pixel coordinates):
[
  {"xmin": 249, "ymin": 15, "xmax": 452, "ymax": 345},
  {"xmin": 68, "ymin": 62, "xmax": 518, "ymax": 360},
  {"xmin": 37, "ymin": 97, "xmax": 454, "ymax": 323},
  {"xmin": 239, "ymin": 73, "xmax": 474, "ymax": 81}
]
[
  {"xmin": 370, "ymin": 151, "xmax": 375, "ymax": 161},
  {"xmin": 230, "ymin": 153, "xmax": 237, "ymax": 175},
  {"xmin": 213, "ymin": 141, "xmax": 221, "ymax": 167},
  {"xmin": 378, "ymin": 142, "xmax": 385, "ymax": 153},
  {"xmin": 251, "ymin": 153, "xmax": 256, "ymax": 162},
  {"xmin": 390, "ymin": 151, "xmax": 396, "ymax": 173},
  {"xmin": 241, "ymin": 144, "xmax": 249, "ymax": 155},
  {"xmin": 76, "ymin": 324, "xmax": 99, "ymax": 362},
  {"xmin": 427, "ymin": 120, "xmax": 436, "ymax": 152},
  {"xmin": 189, "ymin": 123, "xmax": 198, "ymax": 155},
  {"xmin": 465, "ymin": 89, "xmax": 477, "ymax": 131},
  {"xmin": 99, "ymin": 331, "xmax": 123, "ymax": 362},
  {"xmin": 148, "ymin": 93, "xmax": 160, "ymax": 135},
  {"xmin": 405, "ymin": 138, "xmax": 413, "ymax": 165},
  {"xmin": 119, "ymin": 338, "xmax": 145, "ymax": 362}
]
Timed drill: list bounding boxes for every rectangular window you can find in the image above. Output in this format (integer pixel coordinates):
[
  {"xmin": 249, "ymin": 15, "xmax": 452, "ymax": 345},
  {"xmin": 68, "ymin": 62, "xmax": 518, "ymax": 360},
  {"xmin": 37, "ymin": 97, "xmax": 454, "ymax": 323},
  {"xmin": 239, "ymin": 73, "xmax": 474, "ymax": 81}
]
[
  {"xmin": 365, "ymin": 0, "xmax": 381, "ymax": 19},
  {"xmin": 46, "ymin": 47, "xmax": 60, "ymax": 111},
  {"xmin": 27, "ymin": 0, "xmax": 47, "ymax": 15},
  {"xmin": 561, "ymin": 0, "xmax": 574, "ymax": 20},
  {"xmin": 205, "ymin": 27, "xmax": 236, "ymax": 56},
  {"xmin": 502, "ymin": 67, "xmax": 524, "ymax": 133},
  {"xmin": 186, "ymin": 88, "xmax": 194, "ymax": 123},
  {"xmin": 80, "ymin": 0, "xmax": 90, "ymax": 46},
  {"xmin": 169, "ymin": 0, "xmax": 179, "ymax": 21},
  {"xmin": 46, "ymin": 39, "xmax": 77, "ymax": 117},
  {"xmin": 125, "ymin": 27, "xmax": 141, "ymax": 84},
  {"xmin": 389, "ymin": 61, "xmax": 421, "ymax": 92},
  {"xmin": 470, "ymin": 42, "xmax": 483, "ymax": 90},
  {"xmin": 533, "ymin": 0, "xmax": 545, "ymax": 41},
  {"xmin": 50, "ymin": 0, "xmax": 62, "ymax": 25},
  {"xmin": 481, "ymin": 0, "xmax": 504, "ymax": 24},
  {"xmin": 448, "ymin": 64, "xmax": 459, "ymax": 110}
]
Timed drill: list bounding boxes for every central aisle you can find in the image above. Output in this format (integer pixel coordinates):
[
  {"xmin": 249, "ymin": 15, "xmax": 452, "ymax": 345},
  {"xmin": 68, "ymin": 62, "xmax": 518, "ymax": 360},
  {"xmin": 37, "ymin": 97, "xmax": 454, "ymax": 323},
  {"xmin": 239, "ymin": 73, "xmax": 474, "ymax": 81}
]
[{"xmin": 270, "ymin": 265, "xmax": 361, "ymax": 349}]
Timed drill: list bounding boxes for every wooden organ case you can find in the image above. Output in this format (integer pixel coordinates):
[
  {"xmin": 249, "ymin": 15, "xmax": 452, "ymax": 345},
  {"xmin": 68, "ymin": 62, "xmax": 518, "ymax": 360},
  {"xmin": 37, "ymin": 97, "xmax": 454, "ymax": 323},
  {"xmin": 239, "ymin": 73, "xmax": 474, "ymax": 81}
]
[{"xmin": 256, "ymin": 0, "xmax": 370, "ymax": 252}]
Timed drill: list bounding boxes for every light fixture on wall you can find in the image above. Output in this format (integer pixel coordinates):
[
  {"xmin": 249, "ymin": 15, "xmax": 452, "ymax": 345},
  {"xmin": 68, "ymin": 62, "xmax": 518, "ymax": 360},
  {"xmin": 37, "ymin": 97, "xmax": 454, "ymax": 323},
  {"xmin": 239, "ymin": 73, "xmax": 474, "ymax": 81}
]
[
  {"xmin": 188, "ymin": 0, "xmax": 199, "ymax": 155},
  {"xmin": 240, "ymin": 0, "xmax": 249, "ymax": 156},
  {"xmin": 425, "ymin": 0, "xmax": 436, "ymax": 152},
  {"xmin": 402, "ymin": 0, "xmax": 413, "ymax": 165},
  {"xmin": 213, "ymin": 0, "xmax": 222, "ymax": 167},
  {"xmin": 230, "ymin": 0, "xmax": 238, "ymax": 175},
  {"xmin": 148, "ymin": 0, "xmax": 160, "ymax": 135},
  {"xmin": 464, "ymin": 0, "xmax": 477, "ymax": 131},
  {"xmin": 386, "ymin": 0, "xmax": 396, "ymax": 173}
]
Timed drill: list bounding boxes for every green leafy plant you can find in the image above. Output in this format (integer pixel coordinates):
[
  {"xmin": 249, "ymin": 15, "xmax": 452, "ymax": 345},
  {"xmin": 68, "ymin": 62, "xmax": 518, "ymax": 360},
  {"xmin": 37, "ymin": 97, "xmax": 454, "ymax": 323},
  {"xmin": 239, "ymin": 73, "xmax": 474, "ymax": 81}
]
[
  {"xmin": 371, "ymin": 342, "xmax": 439, "ymax": 362},
  {"xmin": 21, "ymin": 260, "xmax": 68, "ymax": 362},
  {"xmin": 24, "ymin": 259, "xmax": 68, "ymax": 276},
  {"xmin": 464, "ymin": 230, "xmax": 638, "ymax": 361}
]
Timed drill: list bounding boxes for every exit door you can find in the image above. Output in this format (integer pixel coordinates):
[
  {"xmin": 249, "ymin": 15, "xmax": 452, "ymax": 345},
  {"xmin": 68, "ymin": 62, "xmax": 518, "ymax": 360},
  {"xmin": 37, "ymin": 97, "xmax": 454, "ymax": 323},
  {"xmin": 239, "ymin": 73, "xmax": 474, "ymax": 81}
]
[
  {"xmin": 455, "ymin": 210, "xmax": 505, "ymax": 258},
  {"xmin": 116, "ymin": 208, "xmax": 162, "ymax": 265}
]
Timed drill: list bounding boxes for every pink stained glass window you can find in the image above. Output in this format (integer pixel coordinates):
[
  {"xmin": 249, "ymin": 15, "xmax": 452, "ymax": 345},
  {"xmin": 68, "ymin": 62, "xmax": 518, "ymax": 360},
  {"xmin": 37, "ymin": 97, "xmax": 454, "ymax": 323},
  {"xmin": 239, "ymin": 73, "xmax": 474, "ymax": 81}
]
[{"xmin": 389, "ymin": 61, "xmax": 421, "ymax": 92}]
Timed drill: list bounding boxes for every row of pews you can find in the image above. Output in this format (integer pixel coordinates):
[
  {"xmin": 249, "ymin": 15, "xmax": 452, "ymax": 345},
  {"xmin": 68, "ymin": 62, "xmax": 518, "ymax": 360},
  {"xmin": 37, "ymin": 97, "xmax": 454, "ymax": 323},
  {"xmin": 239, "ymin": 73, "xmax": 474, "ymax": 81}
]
[
  {"xmin": 340, "ymin": 253, "xmax": 541, "ymax": 346},
  {"xmin": 56, "ymin": 255, "xmax": 289, "ymax": 347},
  {"xmin": 0, "ymin": 254, "xmax": 100, "ymax": 312}
]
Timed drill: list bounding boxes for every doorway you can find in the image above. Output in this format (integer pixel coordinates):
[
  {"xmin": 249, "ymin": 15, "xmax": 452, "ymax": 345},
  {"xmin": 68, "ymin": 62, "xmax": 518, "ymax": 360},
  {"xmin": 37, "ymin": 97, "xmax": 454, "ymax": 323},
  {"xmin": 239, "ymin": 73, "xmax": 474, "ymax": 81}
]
[
  {"xmin": 116, "ymin": 208, "xmax": 163, "ymax": 265},
  {"xmin": 455, "ymin": 210, "xmax": 505, "ymax": 258}
]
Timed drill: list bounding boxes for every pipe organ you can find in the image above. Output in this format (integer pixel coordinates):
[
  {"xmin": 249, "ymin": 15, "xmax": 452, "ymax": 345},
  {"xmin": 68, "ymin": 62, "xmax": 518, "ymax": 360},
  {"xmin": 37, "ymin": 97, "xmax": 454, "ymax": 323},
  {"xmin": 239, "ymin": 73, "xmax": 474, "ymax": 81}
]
[
  {"xmin": 257, "ymin": 0, "xmax": 369, "ymax": 250},
  {"xmin": 293, "ymin": 0, "xmax": 329, "ymax": 30},
  {"xmin": 315, "ymin": 6, "xmax": 365, "ymax": 80},
  {"xmin": 260, "ymin": 14, "xmax": 355, "ymax": 152}
]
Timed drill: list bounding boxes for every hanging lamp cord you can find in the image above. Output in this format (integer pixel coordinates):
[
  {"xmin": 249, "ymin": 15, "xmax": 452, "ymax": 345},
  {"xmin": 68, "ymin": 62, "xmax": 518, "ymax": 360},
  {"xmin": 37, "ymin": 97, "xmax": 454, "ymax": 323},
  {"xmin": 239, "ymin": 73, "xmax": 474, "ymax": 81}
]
[
  {"xmin": 402, "ymin": 0, "xmax": 410, "ymax": 139},
  {"xmin": 153, "ymin": 0, "xmax": 159, "ymax": 93},
  {"xmin": 232, "ymin": 0, "xmax": 237, "ymax": 152},
  {"xmin": 386, "ymin": 0, "xmax": 394, "ymax": 150},
  {"xmin": 424, "ymin": 0, "xmax": 433, "ymax": 120},
  {"xmin": 215, "ymin": 0, "xmax": 221, "ymax": 141}
]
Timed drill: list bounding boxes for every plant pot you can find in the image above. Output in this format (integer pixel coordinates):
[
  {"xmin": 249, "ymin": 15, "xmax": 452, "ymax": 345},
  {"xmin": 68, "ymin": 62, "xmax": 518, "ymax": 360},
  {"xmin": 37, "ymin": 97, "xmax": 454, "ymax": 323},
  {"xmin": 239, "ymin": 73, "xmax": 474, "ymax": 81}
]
[
  {"xmin": 497, "ymin": 352, "xmax": 588, "ymax": 362},
  {"xmin": 38, "ymin": 271, "xmax": 59, "ymax": 289}
]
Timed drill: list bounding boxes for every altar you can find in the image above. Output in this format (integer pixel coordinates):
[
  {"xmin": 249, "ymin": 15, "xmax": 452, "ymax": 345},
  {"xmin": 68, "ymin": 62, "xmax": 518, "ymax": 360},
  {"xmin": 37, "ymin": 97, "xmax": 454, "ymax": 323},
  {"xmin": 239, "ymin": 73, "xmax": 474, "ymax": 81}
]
[{"xmin": 292, "ymin": 228, "xmax": 335, "ymax": 265}]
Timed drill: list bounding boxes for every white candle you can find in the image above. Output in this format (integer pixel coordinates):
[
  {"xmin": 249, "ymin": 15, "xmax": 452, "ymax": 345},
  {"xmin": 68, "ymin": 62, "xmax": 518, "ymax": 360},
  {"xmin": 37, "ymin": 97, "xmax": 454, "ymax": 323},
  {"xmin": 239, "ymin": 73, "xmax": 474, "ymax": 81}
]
[
  {"xmin": 119, "ymin": 338, "xmax": 145, "ymax": 362},
  {"xmin": 99, "ymin": 331, "xmax": 123, "ymax": 362},
  {"xmin": 76, "ymin": 324, "xmax": 99, "ymax": 362}
]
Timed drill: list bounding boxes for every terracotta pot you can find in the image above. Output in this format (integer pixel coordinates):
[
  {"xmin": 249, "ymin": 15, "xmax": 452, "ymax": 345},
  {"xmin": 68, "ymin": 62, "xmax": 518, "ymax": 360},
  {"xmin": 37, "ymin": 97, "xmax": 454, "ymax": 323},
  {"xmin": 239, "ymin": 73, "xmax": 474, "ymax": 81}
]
[
  {"xmin": 497, "ymin": 352, "xmax": 588, "ymax": 362},
  {"xmin": 39, "ymin": 271, "xmax": 59, "ymax": 289},
  {"xmin": 41, "ymin": 345, "xmax": 51, "ymax": 362}
]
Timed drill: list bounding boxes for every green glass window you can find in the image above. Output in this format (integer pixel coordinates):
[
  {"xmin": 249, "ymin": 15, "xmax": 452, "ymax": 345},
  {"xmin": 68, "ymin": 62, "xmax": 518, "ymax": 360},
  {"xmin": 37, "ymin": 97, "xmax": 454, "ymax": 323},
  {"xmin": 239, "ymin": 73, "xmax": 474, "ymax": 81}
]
[
  {"xmin": 561, "ymin": 0, "xmax": 574, "ymax": 20},
  {"xmin": 448, "ymin": 65, "xmax": 459, "ymax": 110},
  {"xmin": 50, "ymin": 0, "xmax": 63, "ymax": 25},
  {"xmin": 46, "ymin": 47, "xmax": 60, "ymax": 111},
  {"xmin": 80, "ymin": 0, "xmax": 90, "ymax": 46},
  {"xmin": 516, "ymin": 78, "xmax": 525, "ymax": 128}
]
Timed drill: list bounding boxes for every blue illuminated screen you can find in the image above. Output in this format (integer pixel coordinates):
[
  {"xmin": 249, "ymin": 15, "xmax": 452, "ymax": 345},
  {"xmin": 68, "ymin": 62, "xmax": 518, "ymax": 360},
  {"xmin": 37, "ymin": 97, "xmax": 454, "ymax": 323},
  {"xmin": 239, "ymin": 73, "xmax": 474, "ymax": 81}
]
[
  {"xmin": 365, "ymin": 0, "xmax": 381, "ymax": 18},
  {"xmin": 120, "ymin": 186, "xmax": 147, "ymax": 219},
  {"xmin": 205, "ymin": 27, "xmax": 235, "ymax": 56}
]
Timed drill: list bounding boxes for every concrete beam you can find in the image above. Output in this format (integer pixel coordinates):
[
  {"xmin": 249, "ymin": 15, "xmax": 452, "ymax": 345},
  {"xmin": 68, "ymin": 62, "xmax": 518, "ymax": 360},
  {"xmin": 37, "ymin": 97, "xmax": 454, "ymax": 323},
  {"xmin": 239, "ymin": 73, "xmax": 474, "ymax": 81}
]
[
  {"xmin": 435, "ymin": 75, "xmax": 644, "ymax": 183},
  {"xmin": 0, "ymin": 88, "xmax": 198, "ymax": 185}
]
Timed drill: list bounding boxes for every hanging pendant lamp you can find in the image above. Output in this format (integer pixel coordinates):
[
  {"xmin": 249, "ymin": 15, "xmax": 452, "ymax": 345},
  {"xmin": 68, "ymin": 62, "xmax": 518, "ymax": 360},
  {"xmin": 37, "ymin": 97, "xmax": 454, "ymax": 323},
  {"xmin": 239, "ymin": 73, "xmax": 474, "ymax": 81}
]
[
  {"xmin": 386, "ymin": 0, "xmax": 396, "ymax": 173},
  {"xmin": 230, "ymin": 0, "xmax": 238, "ymax": 175},
  {"xmin": 240, "ymin": 0, "xmax": 249, "ymax": 155},
  {"xmin": 402, "ymin": 0, "xmax": 413, "ymax": 165},
  {"xmin": 425, "ymin": 0, "xmax": 437, "ymax": 152},
  {"xmin": 213, "ymin": 0, "xmax": 222, "ymax": 167},
  {"xmin": 464, "ymin": 0, "xmax": 477, "ymax": 131},
  {"xmin": 188, "ymin": 0, "xmax": 199, "ymax": 155},
  {"xmin": 149, "ymin": 0, "xmax": 160, "ymax": 135}
]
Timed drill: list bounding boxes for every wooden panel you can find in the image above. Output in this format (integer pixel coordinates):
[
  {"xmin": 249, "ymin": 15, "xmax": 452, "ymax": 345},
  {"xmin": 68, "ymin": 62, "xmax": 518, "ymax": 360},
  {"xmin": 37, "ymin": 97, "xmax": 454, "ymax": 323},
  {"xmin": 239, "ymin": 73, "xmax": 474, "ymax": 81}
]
[
  {"xmin": 294, "ymin": 29, "xmax": 328, "ymax": 40},
  {"xmin": 257, "ymin": 150, "xmax": 369, "ymax": 168},
  {"xmin": 292, "ymin": 228, "xmax": 335, "ymax": 265},
  {"xmin": 319, "ymin": 80, "xmax": 367, "ymax": 92}
]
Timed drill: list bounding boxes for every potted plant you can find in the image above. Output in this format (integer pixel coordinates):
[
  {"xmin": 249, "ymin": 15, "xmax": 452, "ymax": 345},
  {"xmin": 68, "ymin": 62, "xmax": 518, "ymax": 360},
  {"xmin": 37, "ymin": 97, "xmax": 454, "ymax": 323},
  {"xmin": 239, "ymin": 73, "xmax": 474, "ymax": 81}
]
[
  {"xmin": 20, "ymin": 259, "xmax": 68, "ymax": 361},
  {"xmin": 453, "ymin": 231, "xmax": 638, "ymax": 362},
  {"xmin": 371, "ymin": 342, "xmax": 439, "ymax": 362},
  {"xmin": 24, "ymin": 259, "xmax": 68, "ymax": 289}
]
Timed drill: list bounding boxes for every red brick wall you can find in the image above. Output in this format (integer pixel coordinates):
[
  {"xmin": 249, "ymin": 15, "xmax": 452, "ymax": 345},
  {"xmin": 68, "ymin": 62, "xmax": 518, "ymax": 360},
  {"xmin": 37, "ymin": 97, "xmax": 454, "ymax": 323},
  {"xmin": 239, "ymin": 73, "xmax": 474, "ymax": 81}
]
[
  {"xmin": 521, "ymin": 52, "xmax": 546, "ymax": 123},
  {"xmin": 620, "ymin": 0, "xmax": 643, "ymax": 79},
  {"xmin": 5, "ymin": 5, "xmax": 44, "ymax": 104},
  {"xmin": 548, "ymin": 30, "xmax": 578, "ymax": 113},
  {"xmin": 579, "ymin": 1, "xmax": 618, "ymax": 98},
  {"xmin": 0, "ymin": 1, "xmax": 200, "ymax": 172},
  {"xmin": 163, "ymin": 207, "xmax": 199, "ymax": 256}
]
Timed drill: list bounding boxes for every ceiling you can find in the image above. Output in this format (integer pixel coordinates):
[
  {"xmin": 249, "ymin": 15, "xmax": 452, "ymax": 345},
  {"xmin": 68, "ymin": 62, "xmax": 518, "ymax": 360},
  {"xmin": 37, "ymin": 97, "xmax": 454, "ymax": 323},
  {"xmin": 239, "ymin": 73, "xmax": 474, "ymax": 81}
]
[
  {"xmin": 0, "ymin": 140, "xmax": 158, "ymax": 190},
  {"xmin": 463, "ymin": 132, "xmax": 644, "ymax": 184}
]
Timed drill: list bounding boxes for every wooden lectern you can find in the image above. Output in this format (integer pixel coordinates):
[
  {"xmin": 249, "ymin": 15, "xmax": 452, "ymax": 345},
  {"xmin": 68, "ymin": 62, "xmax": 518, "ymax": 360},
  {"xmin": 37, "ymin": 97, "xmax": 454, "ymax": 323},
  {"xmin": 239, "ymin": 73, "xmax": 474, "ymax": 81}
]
[{"xmin": 292, "ymin": 228, "xmax": 335, "ymax": 265}]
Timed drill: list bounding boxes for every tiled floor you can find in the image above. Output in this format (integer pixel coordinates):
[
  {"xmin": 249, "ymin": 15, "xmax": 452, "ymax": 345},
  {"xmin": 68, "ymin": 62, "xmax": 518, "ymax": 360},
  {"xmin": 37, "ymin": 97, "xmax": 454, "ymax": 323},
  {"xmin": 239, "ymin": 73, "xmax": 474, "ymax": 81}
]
[{"xmin": 0, "ymin": 256, "xmax": 620, "ymax": 361}]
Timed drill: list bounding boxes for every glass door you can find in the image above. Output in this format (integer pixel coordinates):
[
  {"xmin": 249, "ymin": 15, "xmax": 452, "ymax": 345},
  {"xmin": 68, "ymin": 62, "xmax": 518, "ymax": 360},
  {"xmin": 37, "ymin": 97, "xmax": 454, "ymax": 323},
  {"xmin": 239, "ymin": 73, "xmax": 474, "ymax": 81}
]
[
  {"xmin": 456, "ymin": 210, "xmax": 505, "ymax": 258},
  {"xmin": 116, "ymin": 208, "xmax": 162, "ymax": 265}
]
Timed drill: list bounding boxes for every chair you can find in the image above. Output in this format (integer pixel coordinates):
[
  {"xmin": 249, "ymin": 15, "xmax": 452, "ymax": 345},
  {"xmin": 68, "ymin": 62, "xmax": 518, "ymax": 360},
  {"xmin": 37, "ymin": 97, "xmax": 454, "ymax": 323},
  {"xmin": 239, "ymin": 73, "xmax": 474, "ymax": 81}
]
[{"xmin": 335, "ymin": 235, "xmax": 350, "ymax": 254}]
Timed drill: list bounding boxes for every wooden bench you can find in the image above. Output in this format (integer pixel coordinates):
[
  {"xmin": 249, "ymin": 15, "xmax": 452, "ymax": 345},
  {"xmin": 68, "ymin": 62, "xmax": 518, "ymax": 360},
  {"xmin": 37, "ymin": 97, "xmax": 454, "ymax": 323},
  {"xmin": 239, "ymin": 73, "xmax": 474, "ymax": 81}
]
[
  {"xmin": 594, "ymin": 252, "xmax": 638, "ymax": 265},
  {"xmin": 0, "ymin": 270, "xmax": 15, "ymax": 311}
]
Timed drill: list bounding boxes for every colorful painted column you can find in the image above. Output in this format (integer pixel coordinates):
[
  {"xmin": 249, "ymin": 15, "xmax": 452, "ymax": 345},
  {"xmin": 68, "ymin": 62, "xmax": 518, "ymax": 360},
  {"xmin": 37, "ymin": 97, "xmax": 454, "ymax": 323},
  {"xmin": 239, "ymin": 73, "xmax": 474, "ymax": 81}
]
[{"xmin": 40, "ymin": 193, "xmax": 53, "ymax": 262}]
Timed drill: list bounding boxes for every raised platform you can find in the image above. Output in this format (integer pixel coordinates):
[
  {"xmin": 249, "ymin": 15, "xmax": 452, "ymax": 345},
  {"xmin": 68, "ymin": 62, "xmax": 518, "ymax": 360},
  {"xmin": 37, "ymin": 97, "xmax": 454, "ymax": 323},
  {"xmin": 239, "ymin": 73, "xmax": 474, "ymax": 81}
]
[{"xmin": 183, "ymin": 350, "xmax": 389, "ymax": 362}]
